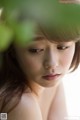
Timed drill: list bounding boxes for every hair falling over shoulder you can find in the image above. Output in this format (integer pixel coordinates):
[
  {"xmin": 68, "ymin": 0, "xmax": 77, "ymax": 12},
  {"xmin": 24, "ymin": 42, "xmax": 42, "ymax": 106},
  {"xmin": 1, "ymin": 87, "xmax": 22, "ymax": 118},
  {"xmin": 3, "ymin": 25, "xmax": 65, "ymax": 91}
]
[{"xmin": 0, "ymin": 45, "xmax": 30, "ymax": 113}]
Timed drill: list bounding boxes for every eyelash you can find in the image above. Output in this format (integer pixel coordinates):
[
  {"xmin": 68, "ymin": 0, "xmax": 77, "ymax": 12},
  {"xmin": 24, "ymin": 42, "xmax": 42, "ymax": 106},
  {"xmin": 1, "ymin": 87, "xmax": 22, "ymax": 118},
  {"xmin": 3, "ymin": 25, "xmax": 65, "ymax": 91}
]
[
  {"xmin": 28, "ymin": 48, "xmax": 44, "ymax": 54},
  {"xmin": 57, "ymin": 46, "xmax": 69, "ymax": 50},
  {"xmin": 28, "ymin": 46, "xmax": 69, "ymax": 54}
]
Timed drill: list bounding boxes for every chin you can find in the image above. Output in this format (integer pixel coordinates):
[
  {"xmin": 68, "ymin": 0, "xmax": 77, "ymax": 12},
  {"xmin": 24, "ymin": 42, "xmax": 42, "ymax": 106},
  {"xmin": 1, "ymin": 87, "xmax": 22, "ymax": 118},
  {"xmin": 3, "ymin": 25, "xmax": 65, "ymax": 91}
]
[{"xmin": 40, "ymin": 80, "xmax": 61, "ymax": 88}]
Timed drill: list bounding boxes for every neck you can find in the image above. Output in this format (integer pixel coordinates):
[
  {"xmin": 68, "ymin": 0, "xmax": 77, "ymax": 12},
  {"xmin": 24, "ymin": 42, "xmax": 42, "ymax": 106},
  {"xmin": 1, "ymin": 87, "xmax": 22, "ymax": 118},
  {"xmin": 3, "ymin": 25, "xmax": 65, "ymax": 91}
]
[{"xmin": 27, "ymin": 79, "xmax": 45, "ymax": 98}]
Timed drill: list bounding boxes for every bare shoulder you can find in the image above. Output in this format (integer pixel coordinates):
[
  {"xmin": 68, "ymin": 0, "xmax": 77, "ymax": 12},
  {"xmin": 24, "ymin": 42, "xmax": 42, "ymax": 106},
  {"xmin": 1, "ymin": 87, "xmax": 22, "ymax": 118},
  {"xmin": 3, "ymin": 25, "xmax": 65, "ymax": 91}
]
[
  {"xmin": 8, "ymin": 93, "xmax": 42, "ymax": 120},
  {"xmin": 48, "ymin": 82, "xmax": 68, "ymax": 120}
]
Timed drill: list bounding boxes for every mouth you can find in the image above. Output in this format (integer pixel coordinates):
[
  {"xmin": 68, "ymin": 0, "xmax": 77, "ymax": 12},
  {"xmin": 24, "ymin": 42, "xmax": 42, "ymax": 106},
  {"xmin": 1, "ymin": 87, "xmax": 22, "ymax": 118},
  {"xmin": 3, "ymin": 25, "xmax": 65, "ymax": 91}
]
[{"xmin": 42, "ymin": 74, "xmax": 61, "ymax": 80}]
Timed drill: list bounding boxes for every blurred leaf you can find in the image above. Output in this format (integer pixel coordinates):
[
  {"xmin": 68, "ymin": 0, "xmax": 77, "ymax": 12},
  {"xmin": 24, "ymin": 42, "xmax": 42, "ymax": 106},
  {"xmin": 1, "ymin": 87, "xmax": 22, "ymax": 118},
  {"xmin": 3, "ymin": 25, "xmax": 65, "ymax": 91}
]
[
  {"xmin": 1, "ymin": 0, "xmax": 80, "ymax": 31},
  {"xmin": 0, "ymin": 0, "xmax": 80, "ymax": 51},
  {"xmin": 0, "ymin": 23, "xmax": 13, "ymax": 51},
  {"xmin": 14, "ymin": 21, "xmax": 37, "ymax": 46},
  {"xmin": 0, "ymin": 0, "xmax": 23, "ymax": 10}
]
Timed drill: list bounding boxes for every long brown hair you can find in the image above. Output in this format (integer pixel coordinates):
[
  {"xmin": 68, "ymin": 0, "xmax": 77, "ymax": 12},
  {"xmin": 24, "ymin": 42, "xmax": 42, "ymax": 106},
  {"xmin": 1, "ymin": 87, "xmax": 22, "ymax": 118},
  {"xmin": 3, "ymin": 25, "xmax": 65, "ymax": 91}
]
[{"xmin": 0, "ymin": 44, "xmax": 30, "ymax": 113}]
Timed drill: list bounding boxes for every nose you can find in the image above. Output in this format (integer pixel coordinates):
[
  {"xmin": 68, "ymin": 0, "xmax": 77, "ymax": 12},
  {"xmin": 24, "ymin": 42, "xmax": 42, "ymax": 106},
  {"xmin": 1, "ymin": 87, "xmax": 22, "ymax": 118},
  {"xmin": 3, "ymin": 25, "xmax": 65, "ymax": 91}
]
[{"xmin": 44, "ymin": 49, "xmax": 59, "ymax": 70}]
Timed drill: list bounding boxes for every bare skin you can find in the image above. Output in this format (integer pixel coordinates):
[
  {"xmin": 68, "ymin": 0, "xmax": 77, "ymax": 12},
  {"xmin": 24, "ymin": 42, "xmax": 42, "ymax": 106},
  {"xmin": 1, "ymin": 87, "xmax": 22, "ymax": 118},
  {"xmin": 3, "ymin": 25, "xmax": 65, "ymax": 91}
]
[
  {"xmin": 8, "ymin": 82, "xmax": 67, "ymax": 120},
  {"xmin": 8, "ymin": 39, "xmax": 75, "ymax": 120}
]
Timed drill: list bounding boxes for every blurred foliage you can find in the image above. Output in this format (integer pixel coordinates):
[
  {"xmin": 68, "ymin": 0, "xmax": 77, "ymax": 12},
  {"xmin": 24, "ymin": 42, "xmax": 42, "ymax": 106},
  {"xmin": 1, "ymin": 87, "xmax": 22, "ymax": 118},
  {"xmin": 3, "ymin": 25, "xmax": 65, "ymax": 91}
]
[
  {"xmin": 0, "ymin": 0, "xmax": 80, "ymax": 52},
  {"xmin": 0, "ymin": 22, "xmax": 13, "ymax": 51}
]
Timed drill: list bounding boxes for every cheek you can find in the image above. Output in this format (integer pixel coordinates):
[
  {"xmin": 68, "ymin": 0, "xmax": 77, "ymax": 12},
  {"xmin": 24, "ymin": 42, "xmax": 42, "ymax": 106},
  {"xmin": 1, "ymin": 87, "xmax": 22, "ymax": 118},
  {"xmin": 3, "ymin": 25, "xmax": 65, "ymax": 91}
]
[
  {"xmin": 62, "ymin": 55, "xmax": 72, "ymax": 67},
  {"xmin": 26, "ymin": 58, "xmax": 39, "ymax": 69},
  {"xmin": 61, "ymin": 48, "xmax": 75, "ymax": 69},
  {"xmin": 22, "ymin": 56, "xmax": 42, "ymax": 74}
]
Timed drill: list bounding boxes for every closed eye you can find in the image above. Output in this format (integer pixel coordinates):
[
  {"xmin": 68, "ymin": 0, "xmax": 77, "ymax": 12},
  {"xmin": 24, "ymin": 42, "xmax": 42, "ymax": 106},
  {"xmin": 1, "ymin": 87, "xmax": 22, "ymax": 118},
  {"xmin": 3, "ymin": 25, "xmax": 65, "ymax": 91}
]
[
  {"xmin": 28, "ymin": 48, "xmax": 44, "ymax": 54},
  {"xmin": 57, "ymin": 46, "xmax": 69, "ymax": 50}
]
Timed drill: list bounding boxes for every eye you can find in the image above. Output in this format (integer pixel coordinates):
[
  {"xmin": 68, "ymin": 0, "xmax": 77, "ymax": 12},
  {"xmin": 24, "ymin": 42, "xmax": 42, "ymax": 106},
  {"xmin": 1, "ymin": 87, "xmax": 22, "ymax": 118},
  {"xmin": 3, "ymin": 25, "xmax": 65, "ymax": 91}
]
[
  {"xmin": 28, "ymin": 48, "xmax": 44, "ymax": 54},
  {"xmin": 57, "ymin": 45, "xmax": 69, "ymax": 50}
]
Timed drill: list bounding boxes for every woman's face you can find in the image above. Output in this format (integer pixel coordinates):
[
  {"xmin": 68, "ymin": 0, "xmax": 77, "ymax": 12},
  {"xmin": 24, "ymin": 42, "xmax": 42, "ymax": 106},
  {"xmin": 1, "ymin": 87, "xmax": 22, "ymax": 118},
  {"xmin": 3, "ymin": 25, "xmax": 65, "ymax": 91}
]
[{"xmin": 15, "ymin": 38, "xmax": 75, "ymax": 88}]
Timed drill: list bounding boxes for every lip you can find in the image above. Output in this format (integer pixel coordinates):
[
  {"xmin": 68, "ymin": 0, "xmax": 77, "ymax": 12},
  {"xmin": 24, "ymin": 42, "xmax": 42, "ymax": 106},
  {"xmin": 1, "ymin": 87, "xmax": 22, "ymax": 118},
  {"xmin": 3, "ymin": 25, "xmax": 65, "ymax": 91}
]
[{"xmin": 42, "ymin": 74, "xmax": 61, "ymax": 80}]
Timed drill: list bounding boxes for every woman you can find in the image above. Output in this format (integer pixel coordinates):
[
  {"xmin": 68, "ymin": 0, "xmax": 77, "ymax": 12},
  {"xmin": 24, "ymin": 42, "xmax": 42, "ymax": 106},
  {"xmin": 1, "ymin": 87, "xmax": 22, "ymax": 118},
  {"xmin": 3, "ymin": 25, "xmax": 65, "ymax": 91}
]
[
  {"xmin": 0, "ymin": 3, "xmax": 80, "ymax": 120},
  {"xmin": 0, "ymin": 25, "xmax": 80, "ymax": 120}
]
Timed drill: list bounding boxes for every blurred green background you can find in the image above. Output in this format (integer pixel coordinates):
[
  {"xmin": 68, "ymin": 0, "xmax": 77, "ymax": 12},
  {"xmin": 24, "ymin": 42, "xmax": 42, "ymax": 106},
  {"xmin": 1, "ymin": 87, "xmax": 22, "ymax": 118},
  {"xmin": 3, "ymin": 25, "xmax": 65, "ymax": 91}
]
[{"xmin": 0, "ymin": 0, "xmax": 80, "ymax": 51}]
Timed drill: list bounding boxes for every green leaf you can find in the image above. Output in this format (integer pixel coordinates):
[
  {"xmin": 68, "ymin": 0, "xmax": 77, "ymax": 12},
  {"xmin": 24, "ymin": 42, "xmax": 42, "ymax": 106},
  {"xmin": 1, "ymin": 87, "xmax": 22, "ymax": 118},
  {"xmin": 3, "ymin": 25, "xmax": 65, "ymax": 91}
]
[
  {"xmin": 0, "ymin": 23, "xmax": 13, "ymax": 51},
  {"xmin": 14, "ymin": 21, "xmax": 37, "ymax": 46}
]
